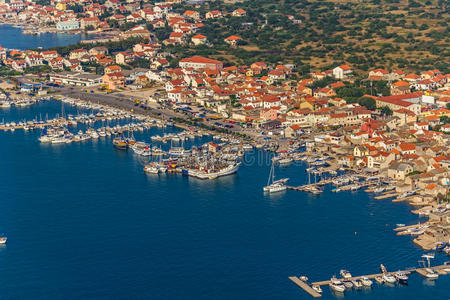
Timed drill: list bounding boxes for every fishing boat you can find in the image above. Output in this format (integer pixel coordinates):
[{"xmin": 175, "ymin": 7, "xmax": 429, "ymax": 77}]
[
  {"xmin": 339, "ymin": 269, "xmax": 352, "ymax": 279},
  {"xmin": 132, "ymin": 142, "xmax": 151, "ymax": 156},
  {"xmin": 113, "ymin": 136, "xmax": 127, "ymax": 149}
]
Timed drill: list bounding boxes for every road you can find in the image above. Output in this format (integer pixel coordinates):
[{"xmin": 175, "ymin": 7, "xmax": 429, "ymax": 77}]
[{"xmin": 55, "ymin": 87, "xmax": 266, "ymax": 141}]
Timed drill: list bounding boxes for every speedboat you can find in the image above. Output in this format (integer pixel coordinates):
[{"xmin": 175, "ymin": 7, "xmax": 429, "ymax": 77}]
[
  {"xmin": 144, "ymin": 164, "xmax": 160, "ymax": 174},
  {"xmin": 425, "ymin": 268, "xmax": 438, "ymax": 279},
  {"xmin": 299, "ymin": 276, "xmax": 308, "ymax": 282},
  {"xmin": 329, "ymin": 277, "xmax": 345, "ymax": 293},
  {"xmin": 361, "ymin": 276, "xmax": 373, "ymax": 287},
  {"xmin": 374, "ymin": 276, "xmax": 384, "ymax": 284},
  {"xmin": 342, "ymin": 280, "xmax": 353, "ymax": 289},
  {"xmin": 394, "ymin": 271, "xmax": 408, "ymax": 284},
  {"xmin": 340, "ymin": 269, "xmax": 352, "ymax": 279},
  {"xmin": 382, "ymin": 273, "xmax": 396, "ymax": 283},
  {"xmin": 352, "ymin": 279, "xmax": 363, "ymax": 289},
  {"xmin": 312, "ymin": 285, "xmax": 322, "ymax": 294},
  {"xmin": 0, "ymin": 237, "xmax": 7, "ymax": 244}
]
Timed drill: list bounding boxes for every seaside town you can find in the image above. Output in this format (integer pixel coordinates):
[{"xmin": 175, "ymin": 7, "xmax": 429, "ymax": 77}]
[{"xmin": 0, "ymin": 0, "xmax": 449, "ymax": 297}]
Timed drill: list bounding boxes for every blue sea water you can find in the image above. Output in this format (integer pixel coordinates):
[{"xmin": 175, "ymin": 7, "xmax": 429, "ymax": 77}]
[
  {"xmin": 0, "ymin": 101, "xmax": 448, "ymax": 299},
  {"xmin": 0, "ymin": 25, "xmax": 85, "ymax": 50}
]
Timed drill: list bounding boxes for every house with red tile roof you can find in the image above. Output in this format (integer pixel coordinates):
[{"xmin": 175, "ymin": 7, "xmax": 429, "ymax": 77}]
[{"xmin": 333, "ymin": 64, "xmax": 353, "ymax": 79}]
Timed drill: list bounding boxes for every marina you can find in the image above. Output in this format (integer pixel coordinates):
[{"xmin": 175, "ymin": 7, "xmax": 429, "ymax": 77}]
[
  {"xmin": 290, "ymin": 262, "xmax": 450, "ymax": 298},
  {"xmin": 0, "ymin": 97, "xmax": 449, "ymax": 299}
]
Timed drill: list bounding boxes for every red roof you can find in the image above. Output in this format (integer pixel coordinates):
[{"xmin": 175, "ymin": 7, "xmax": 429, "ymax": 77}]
[{"xmin": 180, "ymin": 56, "xmax": 222, "ymax": 64}]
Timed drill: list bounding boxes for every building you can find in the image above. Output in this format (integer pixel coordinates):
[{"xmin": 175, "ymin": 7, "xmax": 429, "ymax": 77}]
[
  {"xmin": 191, "ymin": 34, "xmax": 207, "ymax": 45},
  {"xmin": 102, "ymin": 72, "xmax": 125, "ymax": 90},
  {"xmin": 56, "ymin": 20, "xmax": 80, "ymax": 31},
  {"xmin": 333, "ymin": 65, "xmax": 353, "ymax": 79},
  {"xmin": 375, "ymin": 93, "xmax": 422, "ymax": 115},
  {"xmin": 115, "ymin": 51, "xmax": 135, "ymax": 65},
  {"xmin": 49, "ymin": 72, "xmax": 102, "ymax": 86},
  {"xmin": 224, "ymin": 35, "xmax": 242, "ymax": 46},
  {"xmin": 387, "ymin": 162, "xmax": 413, "ymax": 181},
  {"xmin": 179, "ymin": 56, "xmax": 223, "ymax": 71}
]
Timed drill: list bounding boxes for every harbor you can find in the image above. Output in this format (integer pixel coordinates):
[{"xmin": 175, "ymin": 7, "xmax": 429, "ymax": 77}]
[{"xmin": 0, "ymin": 97, "xmax": 449, "ymax": 298}]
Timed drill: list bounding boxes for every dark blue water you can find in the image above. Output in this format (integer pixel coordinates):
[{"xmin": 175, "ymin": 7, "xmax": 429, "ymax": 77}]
[
  {"xmin": 0, "ymin": 101, "xmax": 448, "ymax": 299},
  {"xmin": 0, "ymin": 25, "xmax": 84, "ymax": 50}
]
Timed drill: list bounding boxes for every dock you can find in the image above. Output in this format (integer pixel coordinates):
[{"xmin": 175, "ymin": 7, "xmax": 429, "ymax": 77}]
[
  {"xmin": 288, "ymin": 277, "xmax": 321, "ymax": 298},
  {"xmin": 374, "ymin": 192, "xmax": 398, "ymax": 200},
  {"xmin": 290, "ymin": 264, "xmax": 449, "ymax": 298}
]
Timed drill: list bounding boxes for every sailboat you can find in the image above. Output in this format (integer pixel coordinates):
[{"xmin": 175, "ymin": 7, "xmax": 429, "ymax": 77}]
[{"xmin": 263, "ymin": 160, "xmax": 289, "ymax": 193}]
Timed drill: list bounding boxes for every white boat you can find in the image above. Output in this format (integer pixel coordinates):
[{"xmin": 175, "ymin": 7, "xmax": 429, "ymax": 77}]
[
  {"xmin": 374, "ymin": 276, "xmax": 384, "ymax": 284},
  {"xmin": 0, "ymin": 237, "xmax": 7, "ymax": 244},
  {"xmin": 361, "ymin": 276, "xmax": 373, "ymax": 287},
  {"xmin": 263, "ymin": 161, "xmax": 288, "ymax": 193},
  {"xmin": 342, "ymin": 280, "xmax": 353, "ymax": 289},
  {"xmin": 188, "ymin": 162, "xmax": 241, "ymax": 180},
  {"xmin": 300, "ymin": 276, "xmax": 308, "ymax": 282},
  {"xmin": 278, "ymin": 158, "xmax": 293, "ymax": 166},
  {"xmin": 394, "ymin": 271, "xmax": 408, "ymax": 284},
  {"xmin": 312, "ymin": 285, "xmax": 322, "ymax": 294},
  {"xmin": 144, "ymin": 164, "xmax": 160, "ymax": 174},
  {"xmin": 352, "ymin": 279, "xmax": 363, "ymax": 288},
  {"xmin": 382, "ymin": 273, "xmax": 396, "ymax": 283},
  {"xmin": 424, "ymin": 268, "xmax": 438, "ymax": 279},
  {"xmin": 340, "ymin": 269, "xmax": 352, "ymax": 279},
  {"xmin": 329, "ymin": 277, "xmax": 345, "ymax": 293}
]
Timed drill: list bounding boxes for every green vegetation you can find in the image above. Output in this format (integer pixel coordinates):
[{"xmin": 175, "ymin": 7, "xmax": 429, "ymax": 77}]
[
  {"xmin": 381, "ymin": 106, "xmax": 393, "ymax": 116},
  {"xmin": 171, "ymin": 0, "xmax": 449, "ymax": 73}
]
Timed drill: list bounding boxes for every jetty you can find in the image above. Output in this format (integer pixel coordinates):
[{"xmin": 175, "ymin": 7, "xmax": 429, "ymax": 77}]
[{"xmin": 290, "ymin": 264, "xmax": 449, "ymax": 298}]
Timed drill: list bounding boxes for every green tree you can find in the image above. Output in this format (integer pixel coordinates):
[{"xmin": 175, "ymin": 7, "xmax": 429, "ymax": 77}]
[{"xmin": 380, "ymin": 106, "xmax": 393, "ymax": 116}]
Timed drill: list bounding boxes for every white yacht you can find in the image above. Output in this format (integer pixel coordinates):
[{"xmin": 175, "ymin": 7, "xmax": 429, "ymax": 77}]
[
  {"xmin": 340, "ymin": 269, "xmax": 352, "ymax": 279},
  {"xmin": 361, "ymin": 277, "xmax": 373, "ymax": 287},
  {"xmin": 329, "ymin": 277, "xmax": 345, "ymax": 293},
  {"xmin": 382, "ymin": 273, "xmax": 396, "ymax": 283}
]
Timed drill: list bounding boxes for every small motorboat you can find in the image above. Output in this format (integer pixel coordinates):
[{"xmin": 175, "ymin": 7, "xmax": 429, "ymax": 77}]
[
  {"xmin": 343, "ymin": 280, "xmax": 353, "ymax": 289},
  {"xmin": 383, "ymin": 273, "xmax": 397, "ymax": 283},
  {"xmin": 329, "ymin": 277, "xmax": 345, "ymax": 293},
  {"xmin": 299, "ymin": 276, "xmax": 308, "ymax": 282},
  {"xmin": 361, "ymin": 276, "xmax": 373, "ymax": 287},
  {"xmin": 340, "ymin": 269, "xmax": 352, "ymax": 279},
  {"xmin": 312, "ymin": 285, "xmax": 322, "ymax": 294},
  {"xmin": 425, "ymin": 268, "xmax": 438, "ymax": 279},
  {"xmin": 352, "ymin": 279, "xmax": 363, "ymax": 289},
  {"xmin": 394, "ymin": 271, "xmax": 408, "ymax": 284},
  {"xmin": 374, "ymin": 276, "xmax": 384, "ymax": 284}
]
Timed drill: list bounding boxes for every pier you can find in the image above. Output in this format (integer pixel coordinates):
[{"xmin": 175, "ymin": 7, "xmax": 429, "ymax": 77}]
[{"xmin": 290, "ymin": 264, "xmax": 449, "ymax": 298}]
